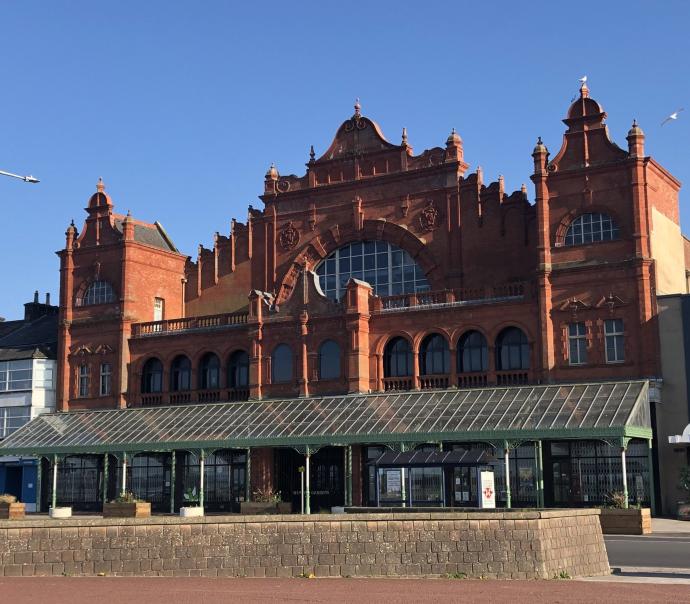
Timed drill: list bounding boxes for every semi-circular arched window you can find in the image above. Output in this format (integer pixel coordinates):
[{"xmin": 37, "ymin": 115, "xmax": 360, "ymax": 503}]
[
  {"xmin": 170, "ymin": 355, "xmax": 191, "ymax": 391},
  {"xmin": 318, "ymin": 340, "xmax": 341, "ymax": 380},
  {"xmin": 564, "ymin": 213, "xmax": 619, "ymax": 246},
  {"xmin": 78, "ymin": 280, "xmax": 116, "ymax": 306},
  {"xmin": 198, "ymin": 353, "xmax": 220, "ymax": 390},
  {"xmin": 458, "ymin": 331, "xmax": 488, "ymax": 373},
  {"xmin": 271, "ymin": 344, "xmax": 293, "ymax": 384},
  {"xmin": 141, "ymin": 358, "xmax": 163, "ymax": 393},
  {"xmin": 228, "ymin": 350, "xmax": 249, "ymax": 388},
  {"xmin": 315, "ymin": 240, "xmax": 429, "ymax": 300},
  {"xmin": 495, "ymin": 327, "xmax": 530, "ymax": 370},
  {"xmin": 419, "ymin": 334, "xmax": 449, "ymax": 375},
  {"xmin": 384, "ymin": 337, "xmax": 413, "ymax": 377}
]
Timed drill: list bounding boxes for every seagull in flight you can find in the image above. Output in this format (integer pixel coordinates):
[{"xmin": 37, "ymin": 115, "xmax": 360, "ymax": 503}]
[{"xmin": 661, "ymin": 108, "xmax": 684, "ymax": 126}]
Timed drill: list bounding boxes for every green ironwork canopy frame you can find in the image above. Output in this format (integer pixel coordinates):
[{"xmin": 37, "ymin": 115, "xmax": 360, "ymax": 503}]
[{"xmin": 0, "ymin": 380, "xmax": 652, "ymax": 457}]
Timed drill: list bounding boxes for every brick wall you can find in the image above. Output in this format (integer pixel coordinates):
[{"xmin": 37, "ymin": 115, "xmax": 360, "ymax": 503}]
[{"xmin": 0, "ymin": 510, "xmax": 609, "ymax": 579}]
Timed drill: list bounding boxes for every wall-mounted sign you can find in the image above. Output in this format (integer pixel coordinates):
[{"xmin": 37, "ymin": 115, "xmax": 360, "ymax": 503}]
[{"xmin": 479, "ymin": 470, "xmax": 495, "ymax": 509}]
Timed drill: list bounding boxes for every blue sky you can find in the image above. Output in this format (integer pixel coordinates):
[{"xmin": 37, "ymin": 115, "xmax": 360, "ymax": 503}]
[{"xmin": 2, "ymin": 1, "xmax": 689, "ymax": 319}]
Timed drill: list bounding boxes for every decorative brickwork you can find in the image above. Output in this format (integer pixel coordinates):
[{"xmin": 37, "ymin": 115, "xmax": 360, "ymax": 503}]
[{"xmin": 0, "ymin": 510, "xmax": 609, "ymax": 579}]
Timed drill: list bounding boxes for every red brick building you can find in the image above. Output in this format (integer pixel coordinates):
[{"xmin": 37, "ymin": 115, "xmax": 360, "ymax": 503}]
[{"xmin": 17, "ymin": 85, "xmax": 685, "ymax": 514}]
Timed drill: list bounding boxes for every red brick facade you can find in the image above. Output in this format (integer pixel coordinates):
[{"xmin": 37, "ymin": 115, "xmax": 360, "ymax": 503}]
[{"xmin": 57, "ymin": 87, "xmax": 682, "ymax": 412}]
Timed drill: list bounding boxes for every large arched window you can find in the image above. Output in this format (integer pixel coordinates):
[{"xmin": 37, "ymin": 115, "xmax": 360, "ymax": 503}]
[
  {"xmin": 495, "ymin": 327, "xmax": 530, "ymax": 370},
  {"xmin": 384, "ymin": 337, "xmax": 413, "ymax": 377},
  {"xmin": 228, "ymin": 350, "xmax": 249, "ymax": 388},
  {"xmin": 271, "ymin": 344, "xmax": 293, "ymax": 384},
  {"xmin": 458, "ymin": 331, "xmax": 488, "ymax": 373},
  {"xmin": 315, "ymin": 240, "xmax": 429, "ymax": 300},
  {"xmin": 141, "ymin": 358, "xmax": 163, "ymax": 393},
  {"xmin": 318, "ymin": 340, "xmax": 341, "ymax": 380},
  {"xmin": 170, "ymin": 355, "xmax": 191, "ymax": 391},
  {"xmin": 199, "ymin": 353, "xmax": 220, "ymax": 390},
  {"xmin": 419, "ymin": 334, "xmax": 449, "ymax": 375},
  {"xmin": 78, "ymin": 280, "xmax": 116, "ymax": 306},
  {"xmin": 564, "ymin": 213, "xmax": 619, "ymax": 246}
]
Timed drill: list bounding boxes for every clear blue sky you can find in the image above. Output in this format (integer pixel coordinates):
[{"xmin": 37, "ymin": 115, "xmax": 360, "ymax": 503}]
[{"xmin": 2, "ymin": 1, "xmax": 689, "ymax": 319}]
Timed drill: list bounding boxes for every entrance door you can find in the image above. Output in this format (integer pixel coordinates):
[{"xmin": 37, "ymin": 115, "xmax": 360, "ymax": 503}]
[
  {"xmin": 4, "ymin": 466, "xmax": 22, "ymax": 500},
  {"xmin": 551, "ymin": 459, "xmax": 572, "ymax": 506}
]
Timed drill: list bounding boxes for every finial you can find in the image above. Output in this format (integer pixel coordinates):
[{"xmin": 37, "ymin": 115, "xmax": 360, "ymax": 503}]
[
  {"xmin": 96, "ymin": 176, "xmax": 105, "ymax": 192},
  {"xmin": 401, "ymin": 127, "xmax": 408, "ymax": 145},
  {"xmin": 632, "ymin": 119, "xmax": 637, "ymax": 127},
  {"xmin": 521, "ymin": 183, "xmax": 527, "ymax": 194},
  {"xmin": 126, "ymin": 209, "xmax": 131, "ymax": 217},
  {"xmin": 265, "ymin": 163, "xmax": 279, "ymax": 180},
  {"xmin": 446, "ymin": 127, "xmax": 461, "ymax": 145},
  {"xmin": 354, "ymin": 97, "xmax": 361, "ymax": 116},
  {"xmin": 537, "ymin": 136, "xmax": 543, "ymax": 145},
  {"xmin": 70, "ymin": 219, "xmax": 75, "ymax": 227},
  {"xmin": 309, "ymin": 145, "xmax": 315, "ymax": 162}
]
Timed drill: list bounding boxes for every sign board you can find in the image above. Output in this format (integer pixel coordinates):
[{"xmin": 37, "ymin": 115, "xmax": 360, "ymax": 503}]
[
  {"xmin": 386, "ymin": 470, "xmax": 401, "ymax": 495},
  {"xmin": 478, "ymin": 470, "xmax": 495, "ymax": 509}
]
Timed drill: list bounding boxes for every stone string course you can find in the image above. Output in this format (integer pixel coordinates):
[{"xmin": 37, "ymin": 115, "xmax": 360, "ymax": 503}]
[{"xmin": 0, "ymin": 509, "xmax": 610, "ymax": 579}]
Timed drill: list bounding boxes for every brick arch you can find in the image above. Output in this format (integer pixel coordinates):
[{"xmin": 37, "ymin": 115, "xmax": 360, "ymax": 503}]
[
  {"xmin": 451, "ymin": 325, "xmax": 491, "ymax": 347},
  {"xmin": 373, "ymin": 331, "xmax": 414, "ymax": 356},
  {"xmin": 74, "ymin": 278, "xmax": 118, "ymax": 306},
  {"xmin": 554, "ymin": 206, "xmax": 622, "ymax": 247},
  {"xmin": 413, "ymin": 329, "xmax": 452, "ymax": 353},
  {"xmin": 276, "ymin": 219, "xmax": 441, "ymax": 304}
]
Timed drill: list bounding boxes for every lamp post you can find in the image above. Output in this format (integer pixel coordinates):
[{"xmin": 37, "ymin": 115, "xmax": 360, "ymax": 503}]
[{"xmin": 0, "ymin": 169, "xmax": 39, "ymax": 183}]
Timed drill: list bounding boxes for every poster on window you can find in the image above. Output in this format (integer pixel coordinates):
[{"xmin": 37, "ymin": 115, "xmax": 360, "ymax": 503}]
[
  {"xmin": 386, "ymin": 470, "xmax": 401, "ymax": 495},
  {"xmin": 478, "ymin": 470, "xmax": 496, "ymax": 508}
]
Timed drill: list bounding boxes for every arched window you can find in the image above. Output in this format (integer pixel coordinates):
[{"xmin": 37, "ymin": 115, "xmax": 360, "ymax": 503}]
[
  {"xmin": 271, "ymin": 344, "xmax": 293, "ymax": 384},
  {"xmin": 419, "ymin": 334, "xmax": 449, "ymax": 375},
  {"xmin": 495, "ymin": 327, "xmax": 530, "ymax": 370},
  {"xmin": 384, "ymin": 337, "xmax": 413, "ymax": 377},
  {"xmin": 318, "ymin": 340, "xmax": 341, "ymax": 380},
  {"xmin": 199, "ymin": 353, "xmax": 220, "ymax": 390},
  {"xmin": 228, "ymin": 350, "xmax": 249, "ymax": 388},
  {"xmin": 564, "ymin": 213, "xmax": 619, "ymax": 246},
  {"xmin": 170, "ymin": 355, "xmax": 191, "ymax": 391},
  {"xmin": 315, "ymin": 240, "xmax": 429, "ymax": 300},
  {"xmin": 78, "ymin": 280, "xmax": 116, "ymax": 306},
  {"xmin": 458, "ymin": 331, "xmax": 488, "ymax": 373},
  {"xmin": 141, "ymin": 358, "xmax": 163, "ymax": 393}
]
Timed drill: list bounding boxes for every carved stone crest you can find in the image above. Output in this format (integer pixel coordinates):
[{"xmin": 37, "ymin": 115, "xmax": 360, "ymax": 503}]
[
  {"xmin": 279, "ymin": 221, "xmax": 300, "ymax": 251},
  {"xmin": 419, "ymin": 201, "xmax": 440, "ymax": 232}
]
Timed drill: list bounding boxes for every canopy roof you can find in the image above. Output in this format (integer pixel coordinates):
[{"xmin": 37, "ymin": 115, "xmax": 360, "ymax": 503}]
[{"xmin": 0, "ymin": 381, "xmax": 651, "ymax": 456}]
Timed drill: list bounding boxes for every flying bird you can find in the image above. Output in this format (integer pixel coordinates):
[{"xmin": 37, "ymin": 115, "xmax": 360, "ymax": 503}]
[{"xmin": 661, "ymin": 108, "xmax": 684, "ymax": 126}]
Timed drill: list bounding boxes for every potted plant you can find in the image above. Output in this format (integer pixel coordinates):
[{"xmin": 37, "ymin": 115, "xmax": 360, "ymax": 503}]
[
  {"xmin": 677, "ymin": 467, "xmax": 690, "ymax": 520},
  {"xmin": 598, "ymin": 489, "xmax": 651, "ymax": 535},
  {"xmin": 241, "ymin": 487, "xmax": 285, "ymax": 514},
  {"xmin": 0, "ymin": 494, "xmax": 26, "ymax": 519},
  {"xmin": 180, "ymin": 487, "xmax": 204, "ymax": 517},
  {"xmin": 103, "ymin": 491, "xmax": 151, "ymax": 518}
]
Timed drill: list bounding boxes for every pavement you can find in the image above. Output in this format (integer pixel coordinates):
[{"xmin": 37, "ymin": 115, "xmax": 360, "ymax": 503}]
[
  {"xmin": 0, "ymin": 577, "xmax": 688, "ymax": 604},
  {"xmin": 598, "ymin": 517, "xmax": 690, "ymax": 585}
]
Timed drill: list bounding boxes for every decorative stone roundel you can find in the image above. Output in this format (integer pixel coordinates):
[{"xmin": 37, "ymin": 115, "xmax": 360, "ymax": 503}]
[
  {"xmin": 419, "ymin": 200, "xmax": 440, "ymax": 232},
  {"xmin": 279, "ymin": 221, "xmax": 300, "ymax": 251}
]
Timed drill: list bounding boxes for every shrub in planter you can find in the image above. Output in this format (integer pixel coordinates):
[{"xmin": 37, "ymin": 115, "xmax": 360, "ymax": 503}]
[
  {"xmin": 180, "ymin": 487, "xmax": 204, "ymax": 517},
  {"xmin": 678, "ymin": 467, "xmax": 690, "ymax": 521},
  {"xmin": 241, "ymin": 487, "xmax": 285, "ymax": 514},
  {"xmin": 599, "ymin": 490, "xmax": 651, "ymax": 535},
  {"xmin": 103, "ymin": 492, "xmax": 151, "ymax": 518},
  {"xmin": 0, "ymin": 494, "xmax": 25, "ymax": 519}
]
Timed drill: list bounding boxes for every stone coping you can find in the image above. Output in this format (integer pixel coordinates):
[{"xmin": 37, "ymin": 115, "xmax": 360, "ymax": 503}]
[{"xmin": 0, "ymin": 508, "xmax": 600, "ymax": 529}]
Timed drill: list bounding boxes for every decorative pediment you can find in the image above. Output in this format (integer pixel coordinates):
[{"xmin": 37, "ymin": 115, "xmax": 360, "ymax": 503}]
[
  {"xmin": 556, "ymin": 298, "xmax": 591, "ymax": 315},
  {"xmin": 315, "ymin": 104, "xmax": 400, "ymax": 163},
  {"xmin": 94, "ymin": 344, "xmax": 114, "ymax": 355}
]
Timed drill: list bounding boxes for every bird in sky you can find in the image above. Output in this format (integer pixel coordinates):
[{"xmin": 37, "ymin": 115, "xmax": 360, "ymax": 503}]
[{"xmin": 661, "ymin": 108, "xmax": 684, "ymax": 126}]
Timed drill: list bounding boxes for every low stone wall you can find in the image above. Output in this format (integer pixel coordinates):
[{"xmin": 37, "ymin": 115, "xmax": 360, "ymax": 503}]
[
  {"xmin": 0, "ymin": 509, "xmax": 609, "ymax": 579},
  {"xmin": 599, "ymin": 508, "xmax": 652, "ymax": 535}
]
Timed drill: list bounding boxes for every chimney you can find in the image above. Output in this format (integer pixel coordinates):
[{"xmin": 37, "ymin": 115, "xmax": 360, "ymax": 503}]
[
  {"xmin": 45, "ymin": 292, "xmax": 50, "ymax": 306},
  {"xmin": 23, "ymin": 290, "xmax": 59, "ymax": 321}
]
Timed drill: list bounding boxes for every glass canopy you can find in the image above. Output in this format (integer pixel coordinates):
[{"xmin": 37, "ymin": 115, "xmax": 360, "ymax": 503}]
[{"xmin": 0, "ymin": 381, "xmax": 651, "ymax": 456}]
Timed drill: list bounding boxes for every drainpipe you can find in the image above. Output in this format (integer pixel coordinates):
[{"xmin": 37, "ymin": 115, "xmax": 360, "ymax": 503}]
[
  {"xmin": 504, "ymin": 442, "xmax": 511, "ymax": 509},
  {"xmin": 51, "ymin": 454, "xmax": 58, "ymax": 510},
  {"xmin": 621, "ymin": 444, "xmax": 629, "ymax": 509},
  {"xmin": 121, "ymin": 453, "xmax": 128, "ymax": 496},
  {"xmin": 305, "ymin": 451, "xmax": 311, "ymax": 515}
]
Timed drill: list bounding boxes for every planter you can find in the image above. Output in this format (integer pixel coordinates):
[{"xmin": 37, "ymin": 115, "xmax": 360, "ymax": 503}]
[
  {"xmin": 179, "ymin": 506, "xmax": 204, "ymax": 517},
  {"xmin": 678, "ymin": 501, "xmax": 690, "ymax": 521},
  {"xmin": 0, "ymin": 502, "xmax": 26, "ymax": 520},
  {"xmin": 103, "ymin": 502, "xmax": 151, "ymax": 518},
  {"xmin": 49, "ymin": 506, "xmax": 72, "ymax": 519},
  {"xmin": 276, "ymin": 501, "xmax": 292, "ymax": 514},
  {"xmin": 241, "ymin": 501, "xmax": 281, "ymax": 515},
  {"xmin": 599, "ymin": 507, "xmax": 651, "ymax": 534}
]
